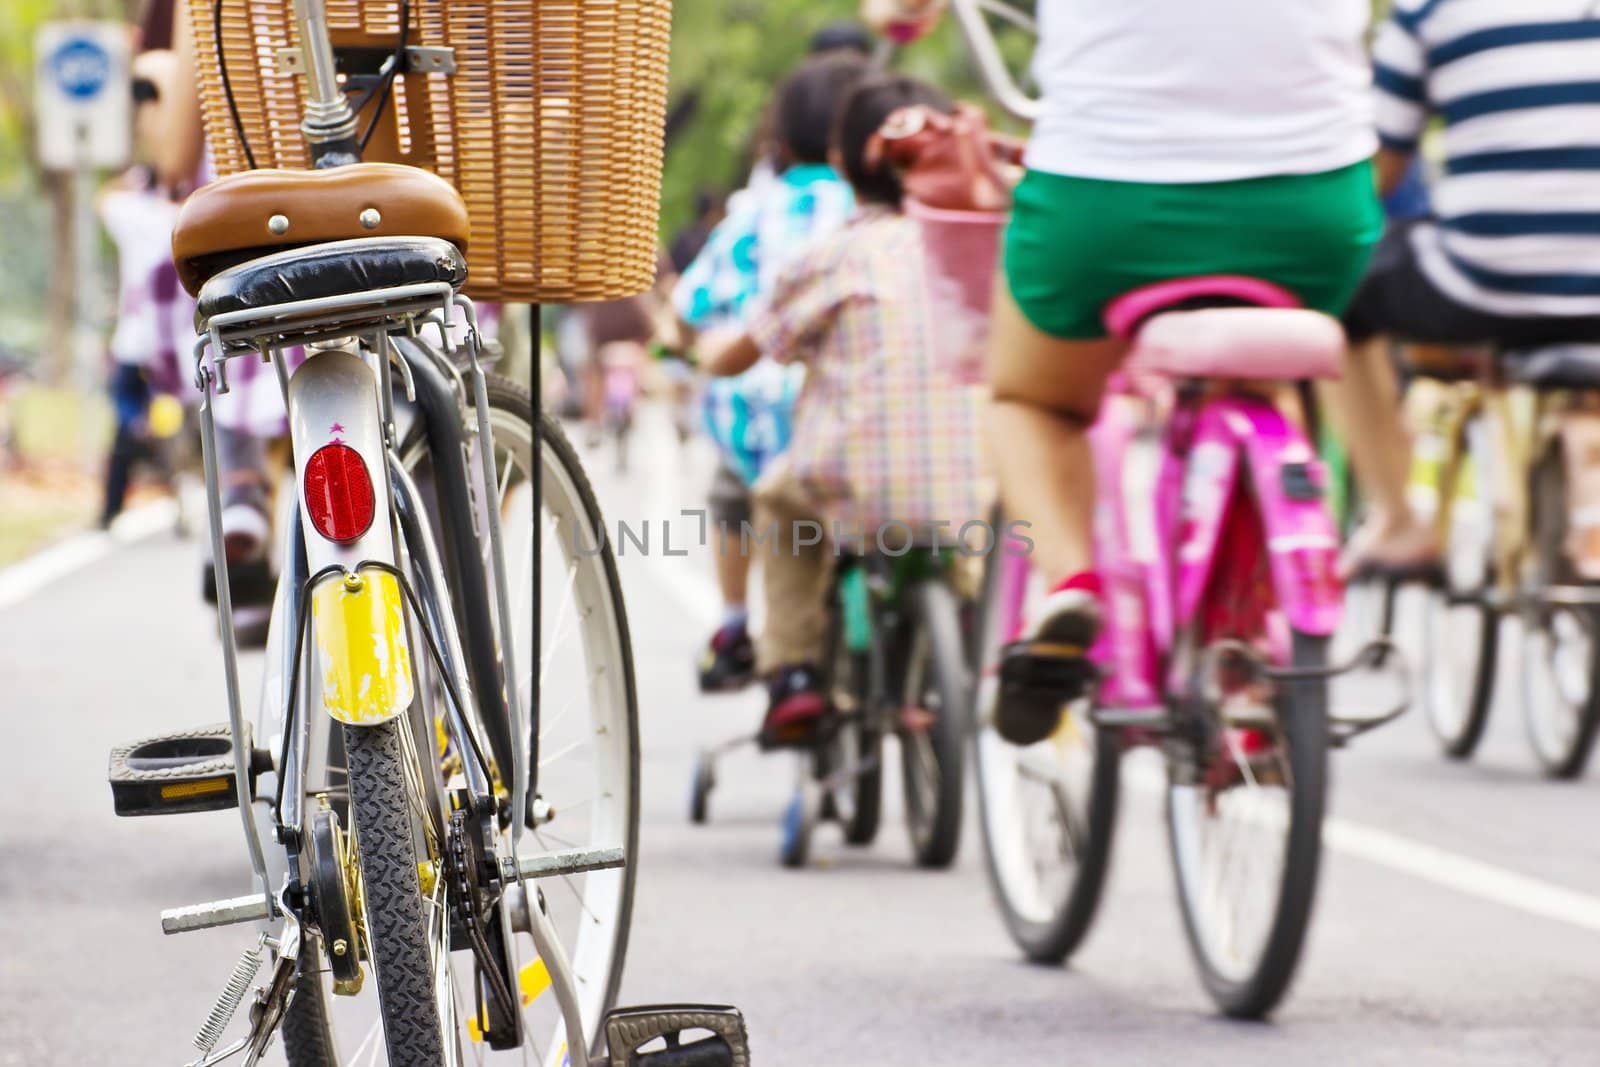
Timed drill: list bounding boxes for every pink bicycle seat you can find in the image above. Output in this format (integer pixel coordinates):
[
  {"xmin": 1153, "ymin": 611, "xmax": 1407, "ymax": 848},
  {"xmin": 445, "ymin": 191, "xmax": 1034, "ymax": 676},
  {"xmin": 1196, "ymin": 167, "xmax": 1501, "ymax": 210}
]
[{"xmin": 1105, "ymin": 276, "xmax": 1344, "ymax": 381}]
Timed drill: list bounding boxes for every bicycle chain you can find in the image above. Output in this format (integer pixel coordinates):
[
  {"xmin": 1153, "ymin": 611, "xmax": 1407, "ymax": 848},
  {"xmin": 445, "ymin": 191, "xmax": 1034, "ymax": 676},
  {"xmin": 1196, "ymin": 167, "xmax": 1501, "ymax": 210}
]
[{"xmin": 447, "ymin": 810, "xmax": 519, "ymax": 1041}]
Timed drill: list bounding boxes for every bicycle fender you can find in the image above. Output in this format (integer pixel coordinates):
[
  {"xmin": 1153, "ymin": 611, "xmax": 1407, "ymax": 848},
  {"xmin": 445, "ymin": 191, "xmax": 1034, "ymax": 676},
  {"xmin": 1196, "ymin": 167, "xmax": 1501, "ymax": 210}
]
[
  {"xmin": 1172, "ymin": 406, "xmax": 1244, "ymax": 633},
  {"xmin": 1172, "ymin": 397, "xmax": 1341, "ymax": 639},
  {"xmin": 1236, "ymin": 399, "xmax": 1343, "ymax": 637},
  {"xmin": 310, "ymin": 568, "xmax": 415, "ymax": 725},
  {"xmin": 289, "ymin": 350, "xmax": 414, "ymax": 726}
]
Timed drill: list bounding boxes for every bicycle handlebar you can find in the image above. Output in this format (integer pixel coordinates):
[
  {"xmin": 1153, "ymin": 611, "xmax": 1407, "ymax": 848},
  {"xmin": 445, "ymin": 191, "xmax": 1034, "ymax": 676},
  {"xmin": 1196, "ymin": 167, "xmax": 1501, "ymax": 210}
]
[{"xmin": 948, "ymin": 0, "xmax": 1041, "ymax": 124}]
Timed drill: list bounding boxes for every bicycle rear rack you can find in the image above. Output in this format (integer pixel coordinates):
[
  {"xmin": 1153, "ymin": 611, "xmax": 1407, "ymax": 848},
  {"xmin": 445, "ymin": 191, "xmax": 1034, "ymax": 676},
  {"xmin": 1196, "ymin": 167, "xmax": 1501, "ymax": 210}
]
[{"xmin": 1085, "ymin": 636, "xmax": 1411, "ymax": 747}]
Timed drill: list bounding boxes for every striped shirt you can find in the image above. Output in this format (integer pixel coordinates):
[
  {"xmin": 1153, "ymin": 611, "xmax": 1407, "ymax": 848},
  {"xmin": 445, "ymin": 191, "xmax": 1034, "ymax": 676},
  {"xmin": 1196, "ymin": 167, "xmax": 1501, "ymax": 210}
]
[{"xmin": 1375, "ymin": 1, "xmax": 1600, "ymax": 317}]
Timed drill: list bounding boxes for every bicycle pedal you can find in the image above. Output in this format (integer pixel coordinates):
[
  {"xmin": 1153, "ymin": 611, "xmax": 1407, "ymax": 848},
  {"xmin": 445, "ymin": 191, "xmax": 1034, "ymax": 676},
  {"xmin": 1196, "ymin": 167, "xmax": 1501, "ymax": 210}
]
[
  {"xmin": 202, "ymin": 557, "xmax": 277, "ymax": 607},
  {"xmin": 600, "ymin": 1004, "xmax": 750, "ymax": 1067},
  {"xmin": 108, "ymin": 724, "xmax": 269, "ymax": 817}
]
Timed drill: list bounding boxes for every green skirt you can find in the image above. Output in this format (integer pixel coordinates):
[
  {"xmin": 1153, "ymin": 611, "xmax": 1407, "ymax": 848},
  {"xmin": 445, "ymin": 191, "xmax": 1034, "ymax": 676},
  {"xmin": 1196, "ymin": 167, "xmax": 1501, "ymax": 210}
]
[{"xmin": 1003, "ymin": 160, "xmax": 1383, "ymax": 340}]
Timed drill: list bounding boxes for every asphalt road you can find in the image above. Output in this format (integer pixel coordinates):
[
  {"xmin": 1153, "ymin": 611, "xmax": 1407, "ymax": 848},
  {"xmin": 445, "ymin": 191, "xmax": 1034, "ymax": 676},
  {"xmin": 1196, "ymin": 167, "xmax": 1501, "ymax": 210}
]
[{"xmin": 4, "ymin": 405, "xmax": 1600, "ymax": 1066}]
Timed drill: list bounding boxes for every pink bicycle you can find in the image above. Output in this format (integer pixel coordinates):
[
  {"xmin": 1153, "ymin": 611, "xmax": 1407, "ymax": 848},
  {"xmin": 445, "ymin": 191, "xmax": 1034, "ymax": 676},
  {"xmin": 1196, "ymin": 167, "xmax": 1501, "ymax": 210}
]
[{"xmin": 972, "ymin": 277, "xmax": 1406, "ymax": 1019}]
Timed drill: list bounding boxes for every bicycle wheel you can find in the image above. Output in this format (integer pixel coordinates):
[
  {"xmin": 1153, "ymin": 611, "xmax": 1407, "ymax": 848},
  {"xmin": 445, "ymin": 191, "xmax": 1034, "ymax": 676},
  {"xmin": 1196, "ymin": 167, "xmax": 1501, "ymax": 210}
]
[
  {"xmin": 898, "ymin": 578, "xmax": 967, "ymax": 869},
  {"xmin": 1417, "ymin": 413, "xmax": 1498, "ymax": 759},
  {"xmin": 820, "ymin": 606, "xmax": 883, "ymax": 847},
  {"xmin": 972, "ymin": 545, "xmax": 1119, "ymax": 963},
  {"xmin": 1521, "ymin": 449, "xmax": 1600, "ymax": 778},
  {"xmin": 289, "ymin": 375, "xmax": 639, "ymax": 1066},
  {"xmin": 475, "ymin": 384, "xmax": 639, "ymax": 1063},
  {"xmin": 1167, "ymin": 491, "xmax": 1327, "ymax": 1019}
]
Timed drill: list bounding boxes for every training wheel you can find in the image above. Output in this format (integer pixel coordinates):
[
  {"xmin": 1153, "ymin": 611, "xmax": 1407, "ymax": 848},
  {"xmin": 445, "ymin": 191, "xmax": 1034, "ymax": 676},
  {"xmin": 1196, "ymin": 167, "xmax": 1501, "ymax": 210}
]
[
  {"xmin": 689, "ymin": 750, "xmax": 715, "ymax": 825},
  {"xmin": 779, "ymin": 782, "xmax": 819, "ymax": 868}
]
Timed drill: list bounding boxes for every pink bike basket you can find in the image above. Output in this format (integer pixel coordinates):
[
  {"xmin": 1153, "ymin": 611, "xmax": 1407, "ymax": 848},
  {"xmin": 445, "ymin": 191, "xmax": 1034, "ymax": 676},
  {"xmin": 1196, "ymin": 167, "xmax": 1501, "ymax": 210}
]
[{"xmin": 907, "ymin": 198, "xmax": 1007, "ymax": 385}]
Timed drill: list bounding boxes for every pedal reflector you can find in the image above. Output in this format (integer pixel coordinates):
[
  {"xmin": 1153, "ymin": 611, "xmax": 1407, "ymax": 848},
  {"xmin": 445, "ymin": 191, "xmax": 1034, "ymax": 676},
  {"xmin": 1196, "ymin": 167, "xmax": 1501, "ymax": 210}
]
[{"xmin": 160, "ymin": 778, "xmax": 231, "ymax": 801}]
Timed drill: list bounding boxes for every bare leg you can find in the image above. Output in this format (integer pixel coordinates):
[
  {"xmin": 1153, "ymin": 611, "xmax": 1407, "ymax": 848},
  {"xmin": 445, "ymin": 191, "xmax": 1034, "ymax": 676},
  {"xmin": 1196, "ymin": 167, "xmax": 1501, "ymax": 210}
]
[
  {"xmin": 1320, "ymin": 338, "xmax": 1439, "ymax": 574},
  {"xmin": 986, "ymin": 285, "xmax": 1126, "ymax": 587}
]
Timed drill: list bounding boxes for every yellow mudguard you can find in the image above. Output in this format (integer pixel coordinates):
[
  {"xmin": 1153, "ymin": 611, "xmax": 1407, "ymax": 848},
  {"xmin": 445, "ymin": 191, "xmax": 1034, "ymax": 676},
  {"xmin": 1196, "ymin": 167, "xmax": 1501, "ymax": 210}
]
[{"xmin": 312, "ymin": 569, "xmax": 415, "ymax": 726}]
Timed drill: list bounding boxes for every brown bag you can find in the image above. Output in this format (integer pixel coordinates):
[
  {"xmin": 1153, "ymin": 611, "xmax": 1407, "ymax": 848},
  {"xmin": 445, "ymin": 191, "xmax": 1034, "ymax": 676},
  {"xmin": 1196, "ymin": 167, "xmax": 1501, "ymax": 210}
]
[{"xmin": 866, "ymin": 104, "xmax": 1024, "ymax": 213}]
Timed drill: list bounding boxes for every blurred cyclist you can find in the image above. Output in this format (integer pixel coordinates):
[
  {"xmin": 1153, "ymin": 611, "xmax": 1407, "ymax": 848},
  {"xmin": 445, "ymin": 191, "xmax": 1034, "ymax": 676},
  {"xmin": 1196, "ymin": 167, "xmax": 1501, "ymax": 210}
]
[
  {"xmin": 697, "ymin": 75, "xmax": 988, "ymax": 744},
  {"xmin": 673, "ymin": 52, "xmax": 869, "ymax": 693},
  {"xmin": 874, "ymin": 0, "xmax": 1382, "ymax": 744},
  {"xmin": 99, "ymin": 49, "xmax": 193, "ymax": 527},
  {"xmin": 1334, "ymin": 1, "xmax": 1600, "ymax": 577}
]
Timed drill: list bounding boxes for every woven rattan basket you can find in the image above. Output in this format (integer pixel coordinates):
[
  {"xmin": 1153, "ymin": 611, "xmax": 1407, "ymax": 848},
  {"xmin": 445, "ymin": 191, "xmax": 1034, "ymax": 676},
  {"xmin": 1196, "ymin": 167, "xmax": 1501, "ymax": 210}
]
[{"xmin": 187, "ymin": 0, "xmax": 672, "ymax": 302}]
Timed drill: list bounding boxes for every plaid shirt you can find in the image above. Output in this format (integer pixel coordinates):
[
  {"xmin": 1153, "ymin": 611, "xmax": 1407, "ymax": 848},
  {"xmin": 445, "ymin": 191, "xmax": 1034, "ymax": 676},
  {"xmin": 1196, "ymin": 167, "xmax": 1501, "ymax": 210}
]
[
  {"xmin": 673, "ymin": 164, "xmax": 855, "ymax": 485},
  {"xmin": 749, "ymin": 208, "xmax": 987, "ymax": 536}
]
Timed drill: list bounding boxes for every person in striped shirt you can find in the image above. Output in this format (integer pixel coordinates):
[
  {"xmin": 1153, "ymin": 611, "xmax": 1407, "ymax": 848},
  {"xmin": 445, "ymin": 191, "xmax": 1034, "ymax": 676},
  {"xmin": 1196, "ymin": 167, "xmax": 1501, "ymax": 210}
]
[{"xmin": 1338, "ymin": 0, "xmax": 1600, "ymax": 575}]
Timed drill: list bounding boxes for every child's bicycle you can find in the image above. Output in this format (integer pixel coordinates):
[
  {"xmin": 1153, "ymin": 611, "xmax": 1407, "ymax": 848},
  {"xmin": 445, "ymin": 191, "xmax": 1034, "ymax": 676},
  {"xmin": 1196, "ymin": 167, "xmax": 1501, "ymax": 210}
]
[
  {"xmin": 691, "ymin": 549, "xmax": 969, "ymax": 870},
  {"xmin": 1373, "ymin": 346, "xmax": 1600, "ymax": 778}
]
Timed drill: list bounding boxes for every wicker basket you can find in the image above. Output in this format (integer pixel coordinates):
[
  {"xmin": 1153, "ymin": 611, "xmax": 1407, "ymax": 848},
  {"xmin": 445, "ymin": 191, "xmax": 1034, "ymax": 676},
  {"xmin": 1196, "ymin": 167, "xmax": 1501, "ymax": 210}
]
[{"xmin": 187, "ymin": 0, "xmax": 672, "ymax": 302}]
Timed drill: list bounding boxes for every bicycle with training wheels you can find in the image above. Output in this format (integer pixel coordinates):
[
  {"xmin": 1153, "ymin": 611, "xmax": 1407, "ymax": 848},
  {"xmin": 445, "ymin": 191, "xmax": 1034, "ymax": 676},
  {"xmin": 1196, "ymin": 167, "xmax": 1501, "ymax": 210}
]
[
  {"xmin": 104, "ymin": 2, "xmax": 748, "ymax": 1064},
  {"xmin": 947, "ymin": 0, "xmax": 1406, "ymax": 1019},
  {"xmin": 1371, "ymin": 345, "xmax": 1600, "ymax": 778},
  {"xmin": 691, "ymin": 549, "xmax": 970, "ymax": 871}
]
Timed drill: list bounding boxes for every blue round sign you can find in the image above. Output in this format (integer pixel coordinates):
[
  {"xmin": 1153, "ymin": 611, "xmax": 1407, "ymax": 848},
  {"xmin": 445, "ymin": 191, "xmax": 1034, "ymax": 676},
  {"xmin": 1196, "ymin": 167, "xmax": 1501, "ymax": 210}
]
[{"xmin": 50, "ymin": 37, "xmax": 111, "ymax": 101}]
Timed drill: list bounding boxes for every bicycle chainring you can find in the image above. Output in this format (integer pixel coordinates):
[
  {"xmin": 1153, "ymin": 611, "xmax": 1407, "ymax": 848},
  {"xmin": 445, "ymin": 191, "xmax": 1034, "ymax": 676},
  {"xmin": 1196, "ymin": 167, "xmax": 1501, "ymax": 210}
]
[{"xmin": 447, "ymin": 809, "xmax": 521, "ymax": 1050}]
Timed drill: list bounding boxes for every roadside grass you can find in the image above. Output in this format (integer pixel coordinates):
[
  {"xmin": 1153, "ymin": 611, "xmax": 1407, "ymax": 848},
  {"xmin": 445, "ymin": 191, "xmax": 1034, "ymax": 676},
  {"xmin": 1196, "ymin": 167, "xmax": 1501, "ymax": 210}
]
[{"xmin": 0, "ymin": 385, "xmax": 109, "ymax": 567}]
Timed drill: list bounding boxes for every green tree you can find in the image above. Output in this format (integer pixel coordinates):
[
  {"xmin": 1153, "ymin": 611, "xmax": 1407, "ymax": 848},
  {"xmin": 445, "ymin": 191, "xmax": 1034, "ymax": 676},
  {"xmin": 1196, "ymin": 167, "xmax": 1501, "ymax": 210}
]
[
  {"xmin": 660, "ymin": 0, "xmax": 1032, "ymax": 237},
  {"xmin": 0, "ymin": 0, "xmax": 141, "ymax": 378}
]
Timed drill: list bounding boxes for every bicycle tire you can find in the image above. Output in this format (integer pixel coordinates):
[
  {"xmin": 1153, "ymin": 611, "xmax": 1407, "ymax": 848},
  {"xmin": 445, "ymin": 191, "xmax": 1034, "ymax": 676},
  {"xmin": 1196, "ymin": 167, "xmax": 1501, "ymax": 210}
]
[
  {"xmin": 345, "ymin": 719, "xmax": 451, "ymax": 1066},
  {"xmin": 972, "ymin": 536, "xmax": 1120, "ymax": 963},
  {"xmin": 820, "ymin": 607, "xmax": 884, "ymax": 847},
  {"xmin": 1169, "ymin": 631, "xmax": 1328, "ymax": 1020},
  {"xmin": 1418, "ymin": 415, "xmax": 1499, "ymax": 761},
  {"xmin": 900, "ymin": 578, "xmax": 967, "ymax": 869},
  {"xmin": 1522, "ymin": 448, "xmax": 1600, "ymax": 779},
  {"xmin": 279, "ymin": 945, "xmax": 337, "ymax": 1067}
]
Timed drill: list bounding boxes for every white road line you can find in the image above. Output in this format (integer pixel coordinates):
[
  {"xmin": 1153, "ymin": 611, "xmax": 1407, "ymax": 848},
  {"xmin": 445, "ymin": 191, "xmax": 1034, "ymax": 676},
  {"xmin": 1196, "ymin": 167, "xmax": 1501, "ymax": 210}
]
[
  {"xmin": 0, "ymin": 500, "xmax": 178, "ymax": 611},
  {"xmin": 1121, "ymin": 753, "xmax": 1600, "ymax": 935},
  {"xmin": 1321, "ymin": 818, "xmax": 1600, "ymax": 934}
]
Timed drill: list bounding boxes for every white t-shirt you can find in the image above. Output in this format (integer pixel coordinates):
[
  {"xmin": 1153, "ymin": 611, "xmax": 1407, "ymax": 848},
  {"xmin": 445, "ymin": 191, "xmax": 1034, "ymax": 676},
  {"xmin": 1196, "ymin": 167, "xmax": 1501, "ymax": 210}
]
[
  {"xmin": 1026, "ymin": 0, "xmax": 1377, "ymax": 183},
  {"xmin": 100, "ymin": 184, "xmax": 182, "ymax": 367}
]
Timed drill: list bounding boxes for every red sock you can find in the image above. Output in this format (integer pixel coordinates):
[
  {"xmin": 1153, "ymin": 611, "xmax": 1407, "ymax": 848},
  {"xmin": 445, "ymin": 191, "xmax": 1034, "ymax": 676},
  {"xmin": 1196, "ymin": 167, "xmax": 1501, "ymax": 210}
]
[{"xmin": 1051, "ymin": 571, "xmax": 1103, "ymax": 598}]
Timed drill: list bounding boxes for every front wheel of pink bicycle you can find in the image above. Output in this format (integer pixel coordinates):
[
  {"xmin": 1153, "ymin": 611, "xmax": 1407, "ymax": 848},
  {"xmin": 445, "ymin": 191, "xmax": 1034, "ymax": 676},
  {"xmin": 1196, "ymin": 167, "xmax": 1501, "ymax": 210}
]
[{"xmin": 971, "ymin": 538, "xmax": 1121, "ymax": 964}]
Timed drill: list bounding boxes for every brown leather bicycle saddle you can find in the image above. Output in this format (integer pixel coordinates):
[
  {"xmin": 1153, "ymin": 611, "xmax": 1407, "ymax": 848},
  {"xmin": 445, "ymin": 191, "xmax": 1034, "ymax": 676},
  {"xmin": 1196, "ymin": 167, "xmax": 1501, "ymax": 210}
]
[{"xmin": 172, "ymin": 162, "xmax": 470, "ymax": 297}]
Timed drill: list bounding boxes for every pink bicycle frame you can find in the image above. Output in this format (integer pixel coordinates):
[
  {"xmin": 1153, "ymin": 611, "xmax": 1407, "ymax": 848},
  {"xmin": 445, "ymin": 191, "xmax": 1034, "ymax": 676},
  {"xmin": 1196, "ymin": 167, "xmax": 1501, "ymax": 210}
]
[{"xmin": 993, "ymin": 278, "xmax": 1346, "ymax": 710}]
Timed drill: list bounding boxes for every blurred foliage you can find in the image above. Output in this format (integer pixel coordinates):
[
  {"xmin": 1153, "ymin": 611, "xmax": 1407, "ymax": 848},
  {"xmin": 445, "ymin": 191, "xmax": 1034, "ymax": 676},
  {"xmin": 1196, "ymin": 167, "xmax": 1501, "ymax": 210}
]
[
  {"xmin": 0, "ymin": 0, "xmax": 139, "ymax": 362},
  {"xmin": 659, "ymin": 0, "xmax": 1036, "ymax": 238}
]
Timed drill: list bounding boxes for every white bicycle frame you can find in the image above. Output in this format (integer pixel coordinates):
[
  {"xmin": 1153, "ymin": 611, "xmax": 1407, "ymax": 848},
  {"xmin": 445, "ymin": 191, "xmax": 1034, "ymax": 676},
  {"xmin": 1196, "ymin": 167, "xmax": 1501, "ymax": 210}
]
[
  {"xmin": 947, "ymin": 0, "xmax": 1040, "ymax": 123},
  {"xmin": 181, "ymin": 1, "xmax": 604, "ymax": 1060}
]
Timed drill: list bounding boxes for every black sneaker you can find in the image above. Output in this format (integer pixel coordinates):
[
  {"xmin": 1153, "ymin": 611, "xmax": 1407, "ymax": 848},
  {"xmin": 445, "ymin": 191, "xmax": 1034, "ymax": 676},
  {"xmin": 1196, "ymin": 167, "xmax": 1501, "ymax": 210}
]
[
  {"xmin": 759, "ymin": 665, "xmax": 829, "ymax": 749},
  {"xmin": 996, "ymin": 587, "xmax": 1101, "ymax": 745},
  {"xmin": 697, "ymin": 620, "xmax": 756, "ymax": 692}
]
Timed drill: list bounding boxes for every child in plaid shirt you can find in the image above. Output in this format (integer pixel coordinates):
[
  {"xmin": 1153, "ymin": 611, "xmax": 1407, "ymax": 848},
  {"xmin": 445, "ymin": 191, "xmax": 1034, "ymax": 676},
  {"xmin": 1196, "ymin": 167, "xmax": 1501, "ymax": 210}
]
[{"xmin": 702, "ymin": 76, "xmax": 987, "ymax": 744}]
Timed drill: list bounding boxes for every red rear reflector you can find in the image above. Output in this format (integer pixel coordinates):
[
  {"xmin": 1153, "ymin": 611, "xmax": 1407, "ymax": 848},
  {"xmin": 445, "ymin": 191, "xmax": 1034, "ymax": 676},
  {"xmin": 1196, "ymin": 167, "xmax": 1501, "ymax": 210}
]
[{"xmin": 304, "ymin": 443, "xmax": 375, "ymax": 544}]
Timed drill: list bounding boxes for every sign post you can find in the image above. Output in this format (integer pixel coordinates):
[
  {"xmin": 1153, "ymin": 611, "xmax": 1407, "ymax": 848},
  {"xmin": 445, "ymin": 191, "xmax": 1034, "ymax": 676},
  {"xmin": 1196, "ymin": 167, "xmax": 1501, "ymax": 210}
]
[{"xmin": 35, "ymin": 21, "xmax": 132, "ymax": 392}]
